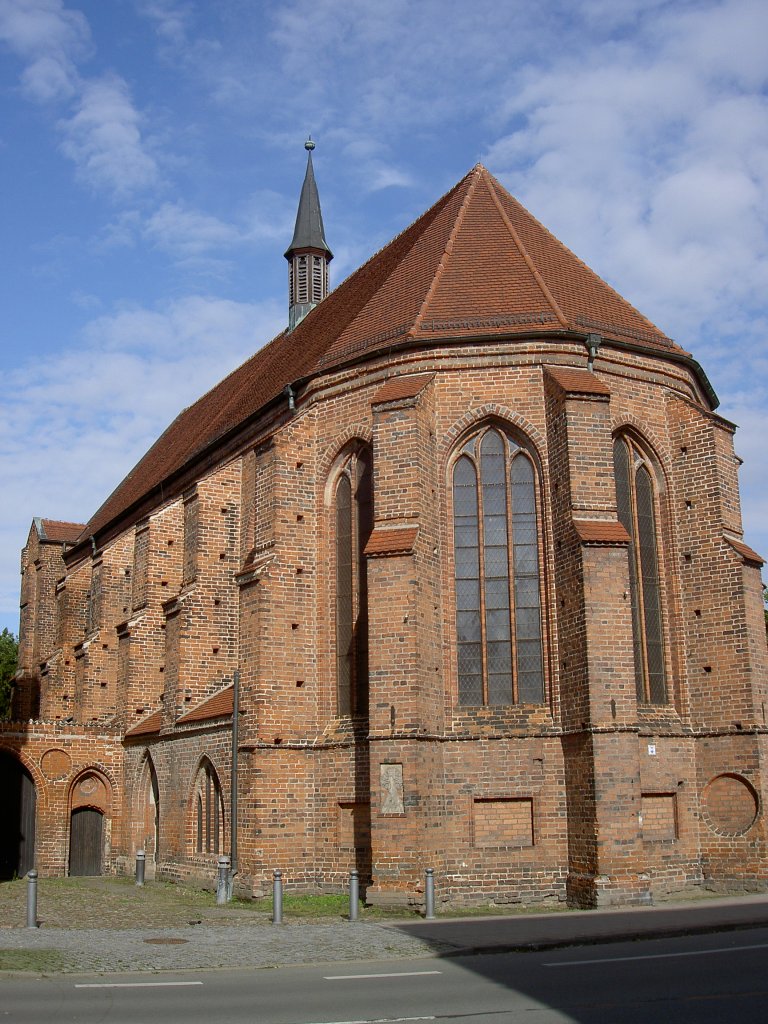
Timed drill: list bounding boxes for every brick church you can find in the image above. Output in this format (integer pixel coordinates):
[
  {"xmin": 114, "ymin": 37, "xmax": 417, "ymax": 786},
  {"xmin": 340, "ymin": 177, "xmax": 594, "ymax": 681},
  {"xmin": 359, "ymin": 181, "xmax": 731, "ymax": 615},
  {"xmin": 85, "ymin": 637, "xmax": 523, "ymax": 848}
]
[{"xmin": 4, "ymin": 144, "xmax": 767, "ymax": 907}]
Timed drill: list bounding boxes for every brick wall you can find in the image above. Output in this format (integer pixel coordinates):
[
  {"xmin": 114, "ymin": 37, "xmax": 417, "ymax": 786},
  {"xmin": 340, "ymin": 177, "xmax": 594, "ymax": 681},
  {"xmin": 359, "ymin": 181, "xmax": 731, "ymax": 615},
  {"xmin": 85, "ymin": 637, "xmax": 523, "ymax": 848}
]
[{"xmin": 7, "ymin": 337, "xmax": 768, "ymax": 904}]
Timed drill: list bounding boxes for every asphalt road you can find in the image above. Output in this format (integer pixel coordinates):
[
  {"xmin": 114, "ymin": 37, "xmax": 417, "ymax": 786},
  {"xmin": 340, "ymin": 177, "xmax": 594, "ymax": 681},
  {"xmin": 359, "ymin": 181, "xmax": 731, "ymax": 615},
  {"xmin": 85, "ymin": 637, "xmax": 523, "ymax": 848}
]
[{"xmin": 4, "ymin": 927, "xmax": 768, "ymax": 1023}]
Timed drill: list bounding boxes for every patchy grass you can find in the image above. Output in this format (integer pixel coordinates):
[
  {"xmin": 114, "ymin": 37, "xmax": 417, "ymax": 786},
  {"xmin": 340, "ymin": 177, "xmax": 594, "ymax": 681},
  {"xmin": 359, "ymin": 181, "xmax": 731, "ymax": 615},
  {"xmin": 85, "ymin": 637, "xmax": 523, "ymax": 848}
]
[
  {"xmin": 0, "ymin": 948, "xmax": 73, "ymax": 973},
  {"xmin": 1, "ymin": 875, "xmax": 573, "ymax": 931},
  {"xmin": 241, "ymin": 891, "xmax": 424, "ymax": 921}
]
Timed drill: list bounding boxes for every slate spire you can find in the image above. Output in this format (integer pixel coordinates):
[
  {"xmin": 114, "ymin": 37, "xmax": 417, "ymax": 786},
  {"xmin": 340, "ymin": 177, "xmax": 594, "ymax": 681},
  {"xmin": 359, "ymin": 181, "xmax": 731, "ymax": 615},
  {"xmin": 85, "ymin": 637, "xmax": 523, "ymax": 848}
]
[{"xmin": 285, "ymin": 138, "xmax": 333, "ymax": 331}]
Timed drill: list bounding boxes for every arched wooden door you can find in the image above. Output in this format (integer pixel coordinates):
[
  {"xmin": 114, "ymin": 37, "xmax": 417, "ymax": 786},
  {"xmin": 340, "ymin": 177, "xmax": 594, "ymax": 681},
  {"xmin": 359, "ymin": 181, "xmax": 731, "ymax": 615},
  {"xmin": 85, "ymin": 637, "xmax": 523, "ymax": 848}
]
[
  {"xmin": 69, "ymin": 807, "xmax": 103, "ymax": 876},
  {"xmin": 0, "ymin": 753, "xmax": 36, "ymax": 879}
]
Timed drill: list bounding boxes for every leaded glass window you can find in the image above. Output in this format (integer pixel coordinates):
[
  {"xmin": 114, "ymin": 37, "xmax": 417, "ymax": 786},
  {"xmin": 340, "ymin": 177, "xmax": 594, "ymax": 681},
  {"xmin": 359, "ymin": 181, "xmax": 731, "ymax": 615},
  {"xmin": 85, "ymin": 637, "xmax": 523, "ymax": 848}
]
[
  {"xmin": 613, "ymin": 436, "xmax": 667, "ymax": 704},
  {"xmin": 335, "ymin": 447, "xmax": 373, "ymax": 717},
  {"xmin": 452, "ymin": 427, "xmax": 544, "ymax": 705}
]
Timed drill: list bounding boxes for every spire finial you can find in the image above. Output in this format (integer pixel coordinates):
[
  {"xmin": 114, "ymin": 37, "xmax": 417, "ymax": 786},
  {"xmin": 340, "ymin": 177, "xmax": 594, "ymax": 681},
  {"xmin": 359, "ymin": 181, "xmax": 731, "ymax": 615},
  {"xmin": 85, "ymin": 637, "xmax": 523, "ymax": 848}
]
[{"xmin": 305, "ymin": 136, "xmax": 315, "ymax": 152}]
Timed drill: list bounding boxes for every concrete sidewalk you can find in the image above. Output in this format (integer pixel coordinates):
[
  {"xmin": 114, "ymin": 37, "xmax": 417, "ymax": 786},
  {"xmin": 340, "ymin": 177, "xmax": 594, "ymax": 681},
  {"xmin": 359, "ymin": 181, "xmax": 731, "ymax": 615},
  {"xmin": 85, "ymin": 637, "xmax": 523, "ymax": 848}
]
[
  {"xmin": 1, "ymin": 891, "xmax": 767, "ymax": 975},
  {"xmin": 393, "ymin": 892, "xmax": 768, "ymax": 955}
]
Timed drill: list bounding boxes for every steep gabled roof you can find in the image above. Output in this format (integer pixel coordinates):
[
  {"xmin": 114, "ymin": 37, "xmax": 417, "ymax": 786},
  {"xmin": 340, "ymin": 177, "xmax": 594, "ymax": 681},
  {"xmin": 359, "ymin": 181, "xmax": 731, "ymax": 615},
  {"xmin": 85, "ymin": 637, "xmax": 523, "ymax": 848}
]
[
  {"xmin": 75, "ymin": 165, "xmax": 693, "ymax": 548},
  {"xmin": 36, "ymin": 518, "xmax": 87, "ymax": 544}
]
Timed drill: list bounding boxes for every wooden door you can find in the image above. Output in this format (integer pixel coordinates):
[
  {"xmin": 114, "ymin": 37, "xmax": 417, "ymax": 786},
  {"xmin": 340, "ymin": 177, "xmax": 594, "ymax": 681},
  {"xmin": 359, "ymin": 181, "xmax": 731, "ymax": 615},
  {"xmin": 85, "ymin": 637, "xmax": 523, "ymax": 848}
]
[{"xmin": 69, "ymin": 808, "xmax": 103, "ymax": 876}]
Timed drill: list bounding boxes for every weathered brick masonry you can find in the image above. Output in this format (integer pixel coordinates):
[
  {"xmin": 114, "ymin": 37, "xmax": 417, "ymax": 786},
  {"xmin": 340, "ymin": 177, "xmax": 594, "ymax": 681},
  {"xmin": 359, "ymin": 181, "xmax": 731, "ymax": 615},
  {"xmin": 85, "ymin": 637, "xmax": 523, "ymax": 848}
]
[{"xmin": 3, "ymin": 162, "xmax": 766, "ymax": 907}]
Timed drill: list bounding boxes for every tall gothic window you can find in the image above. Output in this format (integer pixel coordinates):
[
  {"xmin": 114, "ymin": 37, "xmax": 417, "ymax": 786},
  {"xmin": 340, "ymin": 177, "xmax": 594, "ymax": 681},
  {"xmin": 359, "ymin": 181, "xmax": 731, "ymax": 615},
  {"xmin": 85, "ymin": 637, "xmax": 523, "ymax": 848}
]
[
  {"xmin": 453, "ymin": 426, "xmax": 544, "ymax": 705},
  {"xmin": 335, "ymin": 446, "xmax": 373, "ymax": 717},
  {"xmin": 613, "ymin": 435, "xmax": 667, "ymax": 704},
  {"xmin": 194, "ymin": 759, "xmax": 223, "ymax": 855}
]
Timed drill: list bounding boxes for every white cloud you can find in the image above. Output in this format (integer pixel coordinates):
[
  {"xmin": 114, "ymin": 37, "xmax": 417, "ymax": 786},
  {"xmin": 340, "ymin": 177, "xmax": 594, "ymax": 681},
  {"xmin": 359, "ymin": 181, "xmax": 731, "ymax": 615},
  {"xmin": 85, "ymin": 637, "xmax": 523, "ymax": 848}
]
[
  {"xmin": 0, "ymin": 294, "xmax": 284, "ymax": 625},
  {"xmin": 1, "ymin": 3, "xmax": 160, "ymax": 197},
  {"xmin": 136, "ymin": 0, "xmax": 191, "ymax": 47},
  {"xmin": 0, "ymin": 0, "xmax": 89, "ymax": 101},
  {"xmin": 144, "ymin": 202, "xmax": 240, "ymax": 256},
  {"xmin": 483, "ymin": 0, "xmax": 768, "ymax": 354},
  {"xmin": 143, "ymin": 191, "xmax": 293, "ymax": 261},
  {"xmin": 58, "ymin": 73, "xmax": 159, "ymax": 195}
]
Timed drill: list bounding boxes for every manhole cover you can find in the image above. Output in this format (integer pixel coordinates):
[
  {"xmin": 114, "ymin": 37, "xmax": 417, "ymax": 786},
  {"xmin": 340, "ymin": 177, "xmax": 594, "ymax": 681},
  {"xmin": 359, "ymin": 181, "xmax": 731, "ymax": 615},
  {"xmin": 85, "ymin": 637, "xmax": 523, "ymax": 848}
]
[{"xmin": 144, "ymin": 938, "xmax": 189, "ymax": 945}]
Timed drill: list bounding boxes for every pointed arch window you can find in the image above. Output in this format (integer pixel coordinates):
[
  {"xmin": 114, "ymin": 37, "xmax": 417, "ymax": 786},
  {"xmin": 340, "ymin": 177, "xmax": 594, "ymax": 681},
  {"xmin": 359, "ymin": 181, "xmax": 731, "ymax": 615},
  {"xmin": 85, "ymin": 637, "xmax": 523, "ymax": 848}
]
[
  {"xmin": 613, "ymin": 436, "xmax": 667, "ymax": 704},
  {"xmin": 452, "ymin": 427, "xmax": 544, "ymax": 705},
  {"xmin": 335, "ymin": 446, "xmax": 373, "ymax": 717},
  {"xmin": 194, "ymin": 760, "xmax": 223, "ymax": 855}
]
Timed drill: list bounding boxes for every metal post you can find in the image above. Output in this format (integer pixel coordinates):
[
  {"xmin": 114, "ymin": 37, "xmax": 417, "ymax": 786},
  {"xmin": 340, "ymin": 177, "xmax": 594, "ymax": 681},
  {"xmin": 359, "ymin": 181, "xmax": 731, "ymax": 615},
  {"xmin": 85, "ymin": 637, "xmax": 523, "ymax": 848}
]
[
  {"xmin": 216, "ymin": 855, "xmax": 231, "ymax": 905},
  {"xmin": 272, "ymin": 869, "xmax": 283, "ymax": 924},
  {"xmin": 424, "ymin": 867, "xmax": 436, "ymax": 920},
  {"xmin": 348, "ymin": 869, "xmax": 359, "ymax": 921},
  {"xmin": 135, "ymin": 849, "xmax": 146, "ymax": 887},
  {"xmin": 229, "ymin": 668, "xmax": 239, "ymax": 902},
  {"xmin": 26, "ymin": 869, "xmax": 38, "ymax": 929}
]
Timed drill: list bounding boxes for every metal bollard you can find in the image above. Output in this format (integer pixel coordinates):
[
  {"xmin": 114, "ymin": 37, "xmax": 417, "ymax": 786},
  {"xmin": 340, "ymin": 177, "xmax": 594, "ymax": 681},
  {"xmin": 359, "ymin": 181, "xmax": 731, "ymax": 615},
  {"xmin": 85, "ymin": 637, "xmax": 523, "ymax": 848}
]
[
  {"xmin": 424, "ymin": 867, "xmax": 436, "ymax": 920},
  {"xmin": 26, "ymin": 869, "xmax": 39, "ymax": 929},
  {"xmin": 348, "ymin": 869, "xmax": 359, "ymax": 922},
  {"xmin": 272, "ymin": 869, "xmax": 283, "ymax": 924},
  {"xmin": 216, "ymin": 855, "xmax": 231, "ymax": 905},
  {"xmin": 135, "ymin": 849, "xmax": 146, "ymax": 887}
]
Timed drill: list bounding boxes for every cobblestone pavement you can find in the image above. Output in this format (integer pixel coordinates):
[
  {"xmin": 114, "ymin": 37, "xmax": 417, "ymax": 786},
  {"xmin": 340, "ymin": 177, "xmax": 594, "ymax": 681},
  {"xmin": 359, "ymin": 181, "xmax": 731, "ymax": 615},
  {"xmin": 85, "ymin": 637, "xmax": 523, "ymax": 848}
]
[
  {"xmin": 0, "ymin": 921, "xmax": 448, "ymax": 974},
  {"xmin": 2, "ymin": 877, "xmax": 766, "ymax": 976},
  {"xmin": 0, "ymin": 877, "xmax": 452, "ymax": 973}
]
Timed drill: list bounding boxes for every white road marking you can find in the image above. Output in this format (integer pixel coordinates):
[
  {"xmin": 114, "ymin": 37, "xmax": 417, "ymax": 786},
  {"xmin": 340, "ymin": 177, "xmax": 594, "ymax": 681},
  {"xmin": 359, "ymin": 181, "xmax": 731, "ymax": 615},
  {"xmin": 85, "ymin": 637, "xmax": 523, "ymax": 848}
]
[
  {"xmin": 74, "ymin": 981, "xmax": 204, "ymax": 988},
  {"xmin": 544, "ymin": 941, "xmax": 768, "ymax": 967},
  {"xmin": 303, "ymin": 1018, "xmax": 435, "ymax": 1024},
  {"xmin": 323, "ymin": 970, "xmax": 442, "ymax": 980}
]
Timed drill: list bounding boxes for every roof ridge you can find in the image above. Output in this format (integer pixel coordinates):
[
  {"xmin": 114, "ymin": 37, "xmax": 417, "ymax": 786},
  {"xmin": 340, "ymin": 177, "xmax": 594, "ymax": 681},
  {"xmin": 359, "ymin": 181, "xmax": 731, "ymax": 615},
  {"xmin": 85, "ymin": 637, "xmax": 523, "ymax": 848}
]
[
  {"xmin": 409, "ymin": 165, "xmax": 482, "ymax": 337},
  {"xmin": 494, "ymin": 182, "xmax": 674, "ymax": 346},
  {"xmin": 484, "ymin": 171, "xmax": 569, "ymax": 330}
]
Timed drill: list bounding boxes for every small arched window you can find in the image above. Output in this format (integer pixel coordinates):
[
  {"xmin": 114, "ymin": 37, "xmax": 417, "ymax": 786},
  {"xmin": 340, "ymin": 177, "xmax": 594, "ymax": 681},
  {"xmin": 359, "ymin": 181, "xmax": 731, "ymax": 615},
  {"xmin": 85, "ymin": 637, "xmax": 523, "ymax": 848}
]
[
  {"xmin": 452, "ymin": 426, "xmax": 544, "ymax": 705},
  {"xmin": 613, "ymin": 435, "xmax": 667, "ymax": 704},
  {"xmin": 335, "ymin": 446, "xmax": 373, "ymax": 717},
  {"xmin": 194, "ymin": 760, "xmax": 223, "ymax": 855}
]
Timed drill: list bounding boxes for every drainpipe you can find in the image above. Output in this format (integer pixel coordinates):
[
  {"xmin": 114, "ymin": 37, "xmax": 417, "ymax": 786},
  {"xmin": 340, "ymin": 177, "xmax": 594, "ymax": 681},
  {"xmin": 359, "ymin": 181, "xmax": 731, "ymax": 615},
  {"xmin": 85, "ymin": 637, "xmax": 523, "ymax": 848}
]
[
  {"xmin": 283, "ymin": 383, "xmax": 296, "ymax": 411},
  {"xmin": 229, "ymin": 668, "xmax": 239, "ymax": 899},
  {"xmin": 585, "ymin": 333, "xmax": 602, "ymax": 372}
]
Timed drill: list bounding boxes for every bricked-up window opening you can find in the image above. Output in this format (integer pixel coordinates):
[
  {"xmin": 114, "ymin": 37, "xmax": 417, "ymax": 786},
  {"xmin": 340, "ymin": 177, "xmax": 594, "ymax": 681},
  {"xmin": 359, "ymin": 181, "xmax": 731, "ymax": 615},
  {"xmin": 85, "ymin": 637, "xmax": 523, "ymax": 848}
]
[
  {"xmin": 86, "ymin": 562, "xmax": 102, "ymax": 635},
  {"xmin": 335, "ymin": 447, "xmax": 373, "ymax": 717},
  {"xmin": 453, "ymin": 427, "xmax": 544, "ymax": 705},
  {"xmin": 614, "ymin": 436, "xmax": 667, "ymax": 704},
  {"xmin": 194, "ymin": 760, "xmax": 223, "ymax": 855},
  {"xmin": 182, "ymin": 493, "xmax": 199, "ymax": 586},
  {"xmin": 132, "ymin": 525, "xmax": 149, "ymax": 611}
]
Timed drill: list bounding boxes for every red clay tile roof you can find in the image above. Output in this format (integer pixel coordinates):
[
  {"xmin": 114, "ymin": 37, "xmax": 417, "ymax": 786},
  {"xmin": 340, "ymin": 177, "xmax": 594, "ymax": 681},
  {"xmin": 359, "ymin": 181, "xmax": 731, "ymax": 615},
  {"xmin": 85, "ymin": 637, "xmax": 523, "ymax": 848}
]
[
  {"xmin": 39, "ymin": 519, "xmax": 86, "ymax": 544},
  {"xmin": 74, "ymin": 165, "xmax": 691, "ymax": 547},
  {"xmin": 545, "ymin": 365, "xmax": 611, "ymax": 397},
  {"xmin": 573, "ymin": 520, "xmax": 631, "ymax": 545},
  {"xmin": 372, "ymin": 373, "xmax": 435, "ymax": 404},
  {"xmin": 724, "ymin": 536, "xmax": 765, "ymax": 567},
  {"xmin": 364, "ymin": 525, "xmax": 419, "ymax": 557},
  {"xmin": 124, "ymin": 709, "xmax": 162, "ymax": 738},
  {"xmin": 177, "ymin": 685, "xmax": 234, "ymax": 724}
]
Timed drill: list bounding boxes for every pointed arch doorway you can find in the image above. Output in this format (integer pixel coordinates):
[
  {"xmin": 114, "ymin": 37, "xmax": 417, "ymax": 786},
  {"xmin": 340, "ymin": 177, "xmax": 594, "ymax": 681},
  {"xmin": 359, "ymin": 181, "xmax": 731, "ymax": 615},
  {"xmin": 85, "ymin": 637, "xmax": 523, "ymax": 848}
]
[
  {"xmin": 69, "ymin": 808, "xmax": 103, "ymax": 876},
  {"xmin": 0, "ymin": 752, "xmax": 36, "ymax": 879},
  {"xmin": 139, "ymin": 755, "xmax": 160, "ymax": 878}
]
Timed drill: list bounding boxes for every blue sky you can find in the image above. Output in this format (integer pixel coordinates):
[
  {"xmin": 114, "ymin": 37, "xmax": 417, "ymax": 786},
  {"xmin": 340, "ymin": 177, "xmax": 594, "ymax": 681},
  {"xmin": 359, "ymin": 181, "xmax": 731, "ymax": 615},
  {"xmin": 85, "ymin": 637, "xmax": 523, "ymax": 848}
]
[{"xmin": 1, "ymin": 0, "xmax": 766, "ymax": 635}]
